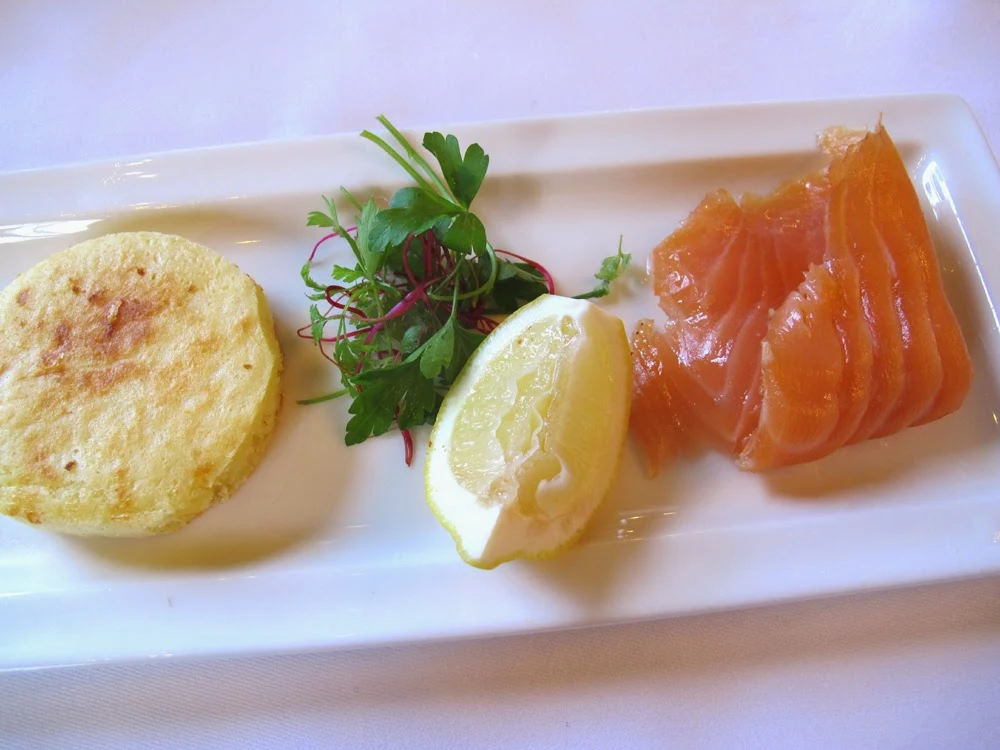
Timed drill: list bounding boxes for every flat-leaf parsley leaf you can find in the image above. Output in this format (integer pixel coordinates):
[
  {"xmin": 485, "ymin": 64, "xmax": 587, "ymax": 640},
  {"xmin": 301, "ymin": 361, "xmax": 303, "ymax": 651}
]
[{"xmin": 297, "ymin": 115, "xmax": 630, "ymax": 465}]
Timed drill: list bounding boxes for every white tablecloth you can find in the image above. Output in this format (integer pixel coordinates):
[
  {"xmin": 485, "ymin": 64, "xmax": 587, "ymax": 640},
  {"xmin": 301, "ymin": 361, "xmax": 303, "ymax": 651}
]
[{"xmin": 2, "ymin": 1, "xmax": 999, "ymax": 747}]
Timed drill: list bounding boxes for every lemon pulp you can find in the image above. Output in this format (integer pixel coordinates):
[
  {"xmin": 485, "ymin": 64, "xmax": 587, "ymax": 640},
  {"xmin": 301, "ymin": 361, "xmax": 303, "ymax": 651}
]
[{"xmin": 425, "ymin": 294, "xmax": 632, "ymax": 569}]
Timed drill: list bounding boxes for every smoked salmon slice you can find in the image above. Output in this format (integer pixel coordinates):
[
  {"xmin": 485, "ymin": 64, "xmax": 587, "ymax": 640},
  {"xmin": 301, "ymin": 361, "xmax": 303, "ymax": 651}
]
[
  {"xmin": 629, "ymin": 320, "xmax": 690, "ymax": 471},
  {"xmin": 644, "ymin": 179, "xmax": 829, "ymax": 456},
  {"xmin": 631, "ymin": 124, "xmax": 973, "ymax": 475}
]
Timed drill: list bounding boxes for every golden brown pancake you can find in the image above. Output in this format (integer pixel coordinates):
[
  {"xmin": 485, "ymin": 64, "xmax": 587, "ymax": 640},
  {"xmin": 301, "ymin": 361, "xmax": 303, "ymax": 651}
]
[{"xmin": 0, "ymin": 232, "xmax": 282, "ymax": 536}]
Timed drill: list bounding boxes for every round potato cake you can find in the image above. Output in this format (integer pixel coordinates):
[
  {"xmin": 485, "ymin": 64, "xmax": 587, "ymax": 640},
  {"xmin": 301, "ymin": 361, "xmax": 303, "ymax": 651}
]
[{"xmin": 0, "ymin": 232, "xmax": 283, "ymax": 536}]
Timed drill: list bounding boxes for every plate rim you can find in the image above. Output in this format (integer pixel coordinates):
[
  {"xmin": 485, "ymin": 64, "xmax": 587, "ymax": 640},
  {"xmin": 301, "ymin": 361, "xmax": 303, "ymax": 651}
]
[{"xmin": 1, "ymin": 92, "xmax": 999, "ymax": 672}]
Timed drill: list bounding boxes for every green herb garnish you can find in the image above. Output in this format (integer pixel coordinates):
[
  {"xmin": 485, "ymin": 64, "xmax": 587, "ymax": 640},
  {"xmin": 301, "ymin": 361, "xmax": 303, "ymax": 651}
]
[{"xmin": 298, "ymin": 115, "xmax": 631, "ymax": 464}]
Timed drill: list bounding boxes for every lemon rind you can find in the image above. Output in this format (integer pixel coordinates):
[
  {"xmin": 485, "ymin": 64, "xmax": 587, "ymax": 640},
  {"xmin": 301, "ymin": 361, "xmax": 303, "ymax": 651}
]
[{"xmin": 424, "ymin": 294, "xmax": 632, "ymax": 570}]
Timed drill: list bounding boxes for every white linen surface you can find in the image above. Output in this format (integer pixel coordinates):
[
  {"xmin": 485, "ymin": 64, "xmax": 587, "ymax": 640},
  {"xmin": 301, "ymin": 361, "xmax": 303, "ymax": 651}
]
[{"xmin": 1, "ymin": 1, "xmax": 998, "ymax": 748}]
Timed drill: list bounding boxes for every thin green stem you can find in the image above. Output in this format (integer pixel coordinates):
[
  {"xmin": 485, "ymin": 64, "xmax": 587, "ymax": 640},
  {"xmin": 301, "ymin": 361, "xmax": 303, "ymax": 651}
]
[
  {"xmin": 360, "ymin": 130, "xmax": 434, "ymax": 192},
  {"xmin": 375, "ymin": 115, "xmax": 456, "ymax": 203},
  {"xmin": 426, "ymin": 259, "xmax": 466, "ymax": 301},
  {"xmin": 448, "ymin": 278, "xmax": 460, "ymax": 322},
  {"xmin": 334, "ymin": 285, "xmax": 370, "ymax": 351},
  {"xmin": 427, "ymin": 247, "xmax": 498, "ymax": 303},
  {"xmin": 571, "ymin": 286, "xmax": 609, "ymax": 300},
  {"xmin": 323, "ymin": 195, "xmax": 365, "ymax": 270},
  {"xmin": 297, "ymin": 389, "xmax": 348, "ymax": 405},
  {"xmin": 340, "ymin": 187, "xmax": 364, "ymax": 213}
]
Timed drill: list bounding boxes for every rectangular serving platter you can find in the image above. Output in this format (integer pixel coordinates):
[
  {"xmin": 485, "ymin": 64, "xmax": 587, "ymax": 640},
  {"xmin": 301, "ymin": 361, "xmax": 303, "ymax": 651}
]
[{"xmin": 1, "ymin": 94, "xmax": 998, "ymax": 671}]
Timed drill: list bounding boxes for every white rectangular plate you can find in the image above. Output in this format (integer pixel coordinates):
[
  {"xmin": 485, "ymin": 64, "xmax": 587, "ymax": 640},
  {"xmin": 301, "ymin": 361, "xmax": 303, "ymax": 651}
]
[{"xmin": 1, "ymin": 95, "xmax": 999, "ymax": 671}]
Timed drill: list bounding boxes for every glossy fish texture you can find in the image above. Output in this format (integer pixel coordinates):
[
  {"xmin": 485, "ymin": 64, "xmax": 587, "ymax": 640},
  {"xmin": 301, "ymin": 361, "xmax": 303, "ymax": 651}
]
[{"xmin": 631, "ymin": 124, "xmax": 973, "ymax": 474}]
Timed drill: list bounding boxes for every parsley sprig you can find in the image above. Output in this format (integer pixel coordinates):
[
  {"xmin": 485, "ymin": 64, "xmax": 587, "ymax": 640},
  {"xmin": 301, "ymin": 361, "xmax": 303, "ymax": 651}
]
[{"xmin": 299, "ymin": 115, "xmax": 630, "ymax": 463}]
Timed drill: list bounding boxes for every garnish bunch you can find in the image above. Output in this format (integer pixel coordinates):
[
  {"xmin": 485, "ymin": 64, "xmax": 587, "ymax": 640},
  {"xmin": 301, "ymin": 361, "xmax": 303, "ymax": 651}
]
[{"xmin": 300, "ymin": 116, "xmax": 630, "ymax": 463}]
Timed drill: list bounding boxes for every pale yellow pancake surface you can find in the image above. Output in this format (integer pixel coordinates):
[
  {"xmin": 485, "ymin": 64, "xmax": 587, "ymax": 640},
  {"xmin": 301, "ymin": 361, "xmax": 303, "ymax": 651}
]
[{"xmin": 0, "ymin": 232, "xmax": 282, "ymax": 536}]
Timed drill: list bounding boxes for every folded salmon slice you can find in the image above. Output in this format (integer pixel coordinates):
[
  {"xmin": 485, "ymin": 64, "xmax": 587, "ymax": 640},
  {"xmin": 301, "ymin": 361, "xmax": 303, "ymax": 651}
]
[
  {"xmin": 832, "ymin": 138, "xmax": 906, "ymax": 443},
  {"xmin": 630, "ymin": 320, "xmax": 691, "ymax": 471},
  {"xmin": 638, "ymin": 179, "xmax": 829, "ymax": 461},
  {"xmin": 734, "ymin": 265, "xmax": 845, "ymax": 462},
  {"xmin": 632, "ymin": 124, "xmax": 973, "ymax": 475}
]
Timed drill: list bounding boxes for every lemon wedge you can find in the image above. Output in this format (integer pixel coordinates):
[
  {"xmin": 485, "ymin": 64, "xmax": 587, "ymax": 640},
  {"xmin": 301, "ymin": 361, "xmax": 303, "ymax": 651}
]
[{"xmin": 425, "ymin": 294, "xmax": 632, "ymax": 569}]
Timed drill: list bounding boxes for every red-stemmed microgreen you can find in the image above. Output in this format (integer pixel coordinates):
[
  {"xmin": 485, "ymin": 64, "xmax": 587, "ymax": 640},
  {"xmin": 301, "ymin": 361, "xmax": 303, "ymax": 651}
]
[{"xmin": 300, "ymin": 115, "xmax": 631, "ymax": 463}]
